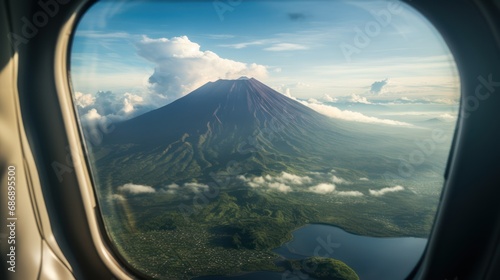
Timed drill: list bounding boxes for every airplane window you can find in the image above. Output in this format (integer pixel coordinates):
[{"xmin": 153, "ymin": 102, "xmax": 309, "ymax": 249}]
[{"xmin": 70, "ymin": 0, "xmax": 459, "ymax": 279}]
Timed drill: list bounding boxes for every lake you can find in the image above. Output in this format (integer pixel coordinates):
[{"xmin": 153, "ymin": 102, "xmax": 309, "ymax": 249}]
[{"xmin": 195, "ymin": 223, "xmax": 427, "ymax": 280}]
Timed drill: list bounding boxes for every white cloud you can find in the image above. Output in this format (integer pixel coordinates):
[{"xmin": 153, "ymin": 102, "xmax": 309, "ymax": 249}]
[
  {"xmin": 322, "ymin": 94, "xmax": 337, "ymax": 103},
  {"xmin": 76, "ymin": 90, "xmax": 154, "ymax": 145},
  {"xmin": 336, "ymin": 191, "xmax": 364, "ymax": 197},
  {"xmin": 309, "ymin": 183, "xmax": 336, "ymax": 194},
  {"xmin": 308, "ymin": 179, "xmax": 361, "ymax": 196},
  {"xmin": 252, "ymin": 176, "xmax": 266, "ymax": 184},
  {"xmin": 268, "ymin": 182, "xmax": 292, "ymax": 193},
  {"xmin": 220, "ymin": 40, "xmax": 267, "ymax": 49},
  {"xmin": 162, "ymin": 183, "xmax": 180, "ymax": 194},
  {"xmin": 308, "ymin": 98, "xmax": 320, "ymax": 104},
  {"xmin": 369, "ymin": 185, "xmax": 405, "ymax": 196},
  {"xmin": 78, "ymin": 108, "xmax": 114, "ymax": 146},
  {"xmin": 161, "ymin": 182, "xmax": 209, "ymax": 194},
  {"xmin": 248, "ymin": 178, "xmax": 265, "ymax": 188},
  {"xmin": 81, "ymin": 108, "xmax": 102, "ymax": 122},
  {"xmin": 75, "ymin": 92, "xmax": 95, "ymax": 108},
  {"xmin": 279, "ymin": 89, "xmax": 412, "ymax": 127},
  {"xmin": 359, "ymin": 177, "xmax": 369, "ymax": 181},
  {"xmin": 264, "ymin": 43, "xmax": 308, "ymax": 51},
  {"xmin": 349, "ymin": 94, "xmax": 371, "ymax": 104},
  {"xmin": 121, "ymin": 93, "xmax": 144, "ymax": 114},
  {"xmin": 238, "ymin": 172, "xmax": 310, "ymax": 193},
  {"xmin": 439, "ymin": 113, "xmax": 456, "ymax": 120},
  {"xmin": 276, "ymin": 172, "xmax": 312, "ymax": 185},
  {"xmin": 77, "ymin": 90, "xmax": 153, "ymax": 124},
  {"xmin": 184, "ymin": 182, "xmax": 209, "ymax": 193},
  {"xmin": 332, "ymin": 175, "xmax": 350, "ymax": 185},
  {"xmin": 240, "ymin": 172, "xmax": 364, "ymax": 197},
  {"xmin": 167, "ymin": 183, "xmax": 179, "ymax": 189},
  {"xmin": 136, "ymin": 36, "xmax": 268, "ymax": 100},
  {"xmin": 118, "ymin": 183, "xmax": 156, "ymax": 194},
  {"xmin": 302, "ymin": 101, "xmax": 412, "ymax": 126}
]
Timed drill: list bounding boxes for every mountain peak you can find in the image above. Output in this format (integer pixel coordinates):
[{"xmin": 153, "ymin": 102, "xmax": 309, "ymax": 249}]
[
  {"xmin": 105, "ymin": 77, "xmax": 331, "ymax": 147},
  {"xmin": 214, "ymin": 76, "xmax": 254, "ymax": 82}
]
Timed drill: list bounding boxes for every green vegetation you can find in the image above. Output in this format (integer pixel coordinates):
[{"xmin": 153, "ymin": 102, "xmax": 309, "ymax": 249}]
[
  {"xmin": 194, "ymin": 190, "xmax": 316, "ymax": 250},
  {"xmin": 286, "ymin": 257, "xmax": 360, "ymax": 280},
  {"xmin": 99, "ymin": 183, "xmax": 436, "ymax": 279}
]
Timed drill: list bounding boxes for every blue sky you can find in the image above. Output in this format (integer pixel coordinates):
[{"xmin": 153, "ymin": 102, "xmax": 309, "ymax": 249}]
[{"xmin": 71, "ymin": 0, "xmax": 460, "ymax": 125}]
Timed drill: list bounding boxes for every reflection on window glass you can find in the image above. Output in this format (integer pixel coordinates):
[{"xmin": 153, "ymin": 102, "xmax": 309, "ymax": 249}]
[{"xmin": 70, "ymin": 1, "xmax": 459, "ymax": 279}]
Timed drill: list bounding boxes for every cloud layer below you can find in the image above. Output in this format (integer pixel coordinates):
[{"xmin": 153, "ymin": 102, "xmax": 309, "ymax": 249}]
[
  {"xmin": 300, "ymin": 101, "xmax": 412, "ymax": 127},
  {"xmin": 238, "ymin": 171, "xmax": 364, "ymax": 197}
]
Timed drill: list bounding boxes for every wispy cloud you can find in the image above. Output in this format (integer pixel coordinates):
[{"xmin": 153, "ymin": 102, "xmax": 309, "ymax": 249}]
[
  {"xmin": 336, "ymin": 191, "xmax": 364, "ymax": 197},
  {"xmin": 205, "ymin": 34, "xmax": 235, "ymax": 39},
  {"xmin": 75, "ymin": 30, "xmax": 132, "ymax": 39},
  {"xmin": 309, "ymin": 55, "xmax": 459, "ymax": 99},
  {"xmin": 275, "ymin": 88, "xmax": 412, "ymax": 126},
  {"xmin": 369, "ymin": 185, "xmax": 404, "ymax": 196},
  {"xmin": 301, "ymin": 101, "xmax": 412, "ymax": 126},
  {"xmin": 264, "ymin": 43, "xmax": 308, "ymax": 51},
  {"xmin": 220, "ymin": 40, "xmax": 268, "ymax": 49}
]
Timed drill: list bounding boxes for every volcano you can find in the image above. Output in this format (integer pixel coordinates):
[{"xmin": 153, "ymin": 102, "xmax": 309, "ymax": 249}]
[{"xmin": 96, "ymin": 78, "xmax": 356, "ymax": 185}]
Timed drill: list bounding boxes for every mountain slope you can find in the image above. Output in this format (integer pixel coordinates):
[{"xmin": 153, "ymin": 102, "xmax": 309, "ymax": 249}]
[{"xmin": 94, "ymin": 78, "xmax": 359, "ymax": 186}]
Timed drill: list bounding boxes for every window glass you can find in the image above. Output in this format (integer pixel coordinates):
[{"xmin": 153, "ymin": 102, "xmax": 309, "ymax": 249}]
[{"xmin": 70, "ymin": 1, "xmax": 459, "ymax": 279}]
